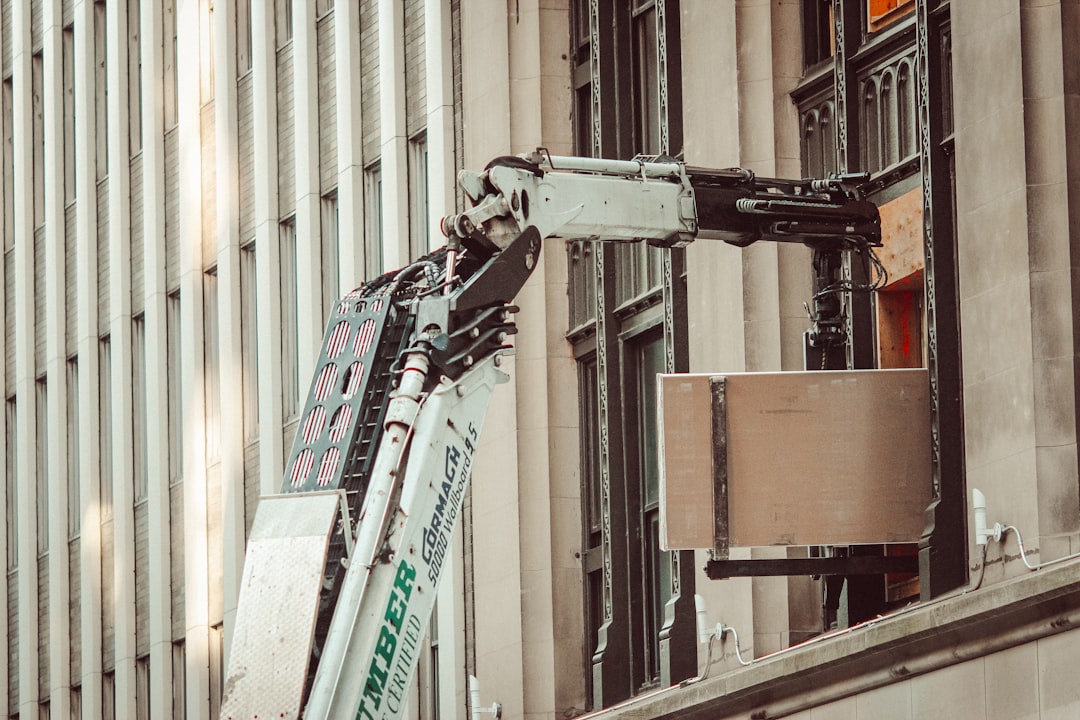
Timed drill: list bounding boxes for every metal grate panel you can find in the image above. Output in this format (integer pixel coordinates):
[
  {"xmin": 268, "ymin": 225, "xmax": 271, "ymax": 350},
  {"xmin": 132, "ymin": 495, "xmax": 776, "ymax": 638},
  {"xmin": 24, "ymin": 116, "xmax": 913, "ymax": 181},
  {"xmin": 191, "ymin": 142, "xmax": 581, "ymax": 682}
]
[{"xmin": 220, "ymin": 492, "xmax": 344, "ymax": 720}]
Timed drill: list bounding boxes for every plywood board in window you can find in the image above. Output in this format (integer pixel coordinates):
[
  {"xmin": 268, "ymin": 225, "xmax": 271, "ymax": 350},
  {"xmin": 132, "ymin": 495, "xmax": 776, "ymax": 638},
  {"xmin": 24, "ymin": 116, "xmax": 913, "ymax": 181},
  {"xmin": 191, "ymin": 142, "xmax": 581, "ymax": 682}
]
[{"xmin": 660, "ymin": 369, "xmax": 932, "ymax": 550}]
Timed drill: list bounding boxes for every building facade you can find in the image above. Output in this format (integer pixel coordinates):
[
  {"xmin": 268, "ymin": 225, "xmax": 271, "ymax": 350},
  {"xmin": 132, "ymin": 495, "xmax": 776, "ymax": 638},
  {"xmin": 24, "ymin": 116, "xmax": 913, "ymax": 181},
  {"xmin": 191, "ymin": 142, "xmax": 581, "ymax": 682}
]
[
  {"xmin": 3, "ymin": 1, "xmax": 1080, "ymax": 720},
  {"xmin": 1, "ymin": 0, "xmax": 465, "ymax": 718}
]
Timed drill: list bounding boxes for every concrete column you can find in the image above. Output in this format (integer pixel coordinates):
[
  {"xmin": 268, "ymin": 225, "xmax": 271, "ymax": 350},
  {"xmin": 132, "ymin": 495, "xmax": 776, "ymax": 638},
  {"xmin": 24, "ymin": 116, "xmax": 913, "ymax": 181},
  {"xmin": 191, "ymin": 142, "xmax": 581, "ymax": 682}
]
[
  {"xmin": 953, "ymin": 1, "xmax": 1080, "ymax": 579},
  {"xmin": 426, "ymin": 4, "xmax": 469, "ymax": 719},
  {"xmin": 458, "ymin": 1, "xmax": 524, "ymax": 714},
  {"xmin": 1016, "ymin": 0, "xmax": 1080, "ymax": 562},
  {"xmin": 681, "ymin": 0, "xmax": 744, "ymax": 375},
  {"xmin": 104, "ymin": 0, "xmax": 137, "ymax": 715},
  {"xmin": 679, "ymin": 0, "xmax": 752, "ymax": 679},
  {"xmin": 140, "ymin": 0, "xmax": 175, "ymax": 715},
  {"xmin": 214, "ymin": 0, "xmax": 245, "ymax": 665},
  {"xmin": 378, "ymin": 0, "xmax": 409, "ymax": 268},
  {"xmin": 334, "ymin": 0, "xmax": 365, "ymax": 289},
  {"xmin": 293, "ymin": 0, "xmax": 323, "ymax": 381},
  {"xmin": 73, "ymin": 0, "xmax": 104, "ymax": 715},
  {"xmin": 251, "ymin": 0, "xmax": 284, "ymax": 495},
  {"xmin": 734, "ymin": 0, "xmax": 808, "ymax": 373},
  {"xmin": 176, "ymin": 0, "xmax": 211, "ymax": 717},
  {"xmin": 42, "ymin": 0, "xmax": 71, "ymax": 716},
  {"xmin": 11, "ymin": 0, "xmax": 40, "ymax": 715},
  {"xmin": 424, "ymin": 0, "xmax": 454, "ymax": 238}
]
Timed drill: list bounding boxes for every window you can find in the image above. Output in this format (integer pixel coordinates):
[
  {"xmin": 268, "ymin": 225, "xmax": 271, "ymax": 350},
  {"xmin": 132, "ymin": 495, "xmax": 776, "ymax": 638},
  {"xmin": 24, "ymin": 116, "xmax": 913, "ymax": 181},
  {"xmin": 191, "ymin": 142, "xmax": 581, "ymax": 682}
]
[
  {"xmin": 135, "ymin": 658, "xmax": 149, "ymax": 720},
  {"xmin": 99, "ymin": 337, "xmax": 113, "ymax": 515},
  {"xmin": 132, "ymin": 316, "xmax": 148, "ymax": 501},
  {"xmin": 5, "ymin": 396, "xmax": 16, "ymax": 570},
  {"xmin": 409, "ymin": 134, "xmax": 429, "ymax": 260},
  {"xmin": 321, "ymin": 193, "xmax": 340, "ymax": 322},
  {"xmin": 279, "ymin": 221, "xmax": 300, "ymax": 421},
  {"xmin": 570, "ymin": 0, "xmax": 593, "ymax": 156},
  {"xmin": 67, "ymin": 359, "xmax": 80, "ymax": 537},
  {"xmin": 36, "ymin": 379, "xmax": 48, "ymax": 555},
  {"xmin": 128, "ymin": 0, "xmax": 142, "ymax": 154},
  {"xmin": 94, "ymin": 0, "xmax": 108, "ymax": 179},
  {"xmin": 236, "ymin": 0, "xmax": 252, "ymax": 74},
  {"xmin": 364, "ymin": 163, "xmax": 384, "ymax": 278},
  {"xmin": 4, "ymin": 79, "xmax": 14, "ymax": 250},
  {"xmin": 568, "ymin": 1, "xmax": 692, "ymax": 705},
  {"xmin": 577, "ymin": 356, "xmax": 603, "ymax": 708},
  {"xmin": 631, "ymin": 2, "xmax": 660, "ymax": 156},
  {"xmin": 172, "ymin": 641, "xmax": 186, "ymax": 720},
  {"xmin": 167, "ymin": 292, "xmax": 182, "ymax": 483},
  {"xmin": 801, "ymin": 101, "xmax": 838, "ymax": 179},
  {"xmin": 240, "ymin": 243, "xmax": 259, "ymax": 441},
  {"xmin": 204, "ymin": 271, "xmax": 221, "ymax": 463},
  {"xmin": 631, "ymin": 333, "xmax": 666, "ymax": 682},
  {"xmin": 209, "ymin": 625, "xmax": 224, "ymax": 720},
  {"xmin": 275, "ymin": 0, "xmax": 293, "ymax": 48},
  {"xmin": 162, "ymin": 0, "xmax": 178, "ymax": 129},
  {"xmin": 32, "ymin": 52, "xmax": 43, "ymax": 228},
  {"xmin": 102, "ymin": 672, "xmax": 115, "ymax": 720},
  {"xmin": 868, "ymin": 0, "xmax": 915, "ymax": 32},
  {"xmin": 71, "ymin": 686, "xmax": 82, "ymax": 720},
  {"xmin": 567, "ymin": 241, "xmax": 597, "ymax": 331},
  {"xmin": 793, "ymin": 0, "xmax": 963, "ymax": 609},
  {"xmin": 63, "ymin": 26, "xmax": 76, "ymax": 204},
  {"xmin": 803, "ymin": 0, "xmax": 833, "ymax": 68},
  {"xmin": 200, "ymin": 0, "xmax": 214, "ymax": 103}
]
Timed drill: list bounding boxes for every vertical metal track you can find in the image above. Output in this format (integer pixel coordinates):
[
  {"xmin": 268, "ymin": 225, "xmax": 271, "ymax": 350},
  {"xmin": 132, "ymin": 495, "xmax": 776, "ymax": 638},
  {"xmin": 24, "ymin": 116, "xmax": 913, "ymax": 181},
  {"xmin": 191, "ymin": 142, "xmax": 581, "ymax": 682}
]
[
  {"xmin": 656, "ymin": 0, "xmax": 670, "ymax": 158},
  {"xmin": 655, "ymin": 0, "xmax": 695, "ymax": 689},
  {"xmin": 587, "ymin": 0, "xmax": 632, "ymax": 706},
  {"xmin": 590, "ymin": 242, "xmax": 631, "ymax": 708},
  {"xmin": 588, "ymin": 0, "xmax": 602, "ymax": 158},
  {"xmin": 832, "ymin": 0, "xmax": 874, "ymax": 372}
]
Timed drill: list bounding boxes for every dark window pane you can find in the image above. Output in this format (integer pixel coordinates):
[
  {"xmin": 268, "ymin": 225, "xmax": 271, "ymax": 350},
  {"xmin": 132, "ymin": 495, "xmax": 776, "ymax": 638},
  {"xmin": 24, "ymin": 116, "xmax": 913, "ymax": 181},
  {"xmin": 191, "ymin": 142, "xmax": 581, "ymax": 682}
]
[{"xmin": 639, "ymin": 335, "xmax": 664, "ymax": 509}]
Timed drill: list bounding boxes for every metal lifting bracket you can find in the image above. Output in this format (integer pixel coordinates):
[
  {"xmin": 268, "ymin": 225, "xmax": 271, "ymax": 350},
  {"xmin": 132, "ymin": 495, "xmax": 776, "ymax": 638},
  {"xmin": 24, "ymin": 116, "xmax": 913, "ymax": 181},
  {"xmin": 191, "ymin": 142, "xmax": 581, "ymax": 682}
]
[{"xmin": 705, "ymin": 555, "xmax": 919, "ymax": 580}]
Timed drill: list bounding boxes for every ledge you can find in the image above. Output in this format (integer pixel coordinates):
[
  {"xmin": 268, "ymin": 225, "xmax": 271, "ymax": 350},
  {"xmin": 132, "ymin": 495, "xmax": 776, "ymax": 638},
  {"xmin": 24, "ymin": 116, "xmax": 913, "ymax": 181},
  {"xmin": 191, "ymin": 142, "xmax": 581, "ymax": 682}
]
[{"xmin": 584, "ymin": 557, "xmax": 1080, "ymax": 720}]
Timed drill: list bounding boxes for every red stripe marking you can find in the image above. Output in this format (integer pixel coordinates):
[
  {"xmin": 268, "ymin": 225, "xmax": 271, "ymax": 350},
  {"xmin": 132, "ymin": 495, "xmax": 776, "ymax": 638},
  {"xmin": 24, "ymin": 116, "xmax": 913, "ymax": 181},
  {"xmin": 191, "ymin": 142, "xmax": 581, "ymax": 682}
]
[
  {"xmin": 302, "ymin": 406, "xmax": 327, "ymax": 444},
  {"xmin": 317, "ymin": 448, "xmax": 341, "ymax": 486},
  {"xmin": 353, "ymin": 319, "xmax": 377, "ymax": 357},
  {"xmin": 328, "ymin": 404, "xmax": 353, "ymax": 443},
  {"xmin": 343, "ymin": 361, "xmax": 365, "ymax": 399},
  {"xmin": 314, "ymin": 363, "xmax": 339, "ymax": 401}
]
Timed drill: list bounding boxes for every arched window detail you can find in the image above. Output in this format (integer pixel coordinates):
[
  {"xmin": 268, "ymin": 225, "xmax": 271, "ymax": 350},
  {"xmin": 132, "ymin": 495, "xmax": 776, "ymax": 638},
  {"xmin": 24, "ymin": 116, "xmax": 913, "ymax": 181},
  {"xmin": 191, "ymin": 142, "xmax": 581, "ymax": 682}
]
[
  {"xmin": 821, "ymin": 102, "xmax": 836, "ymax": 176},
  {"xmin": 897, "ymin": 60, "xmax": 915, "ymax": 159},
  {"xmin": 802, "ymin": 109, "xmax": 823, "ymax": 178},
  {"xmin": 881, "ymin": 69, "xmax": 898, "ymax": 167},
  {"xmin": 862, "ymin": 77, "xmax": 881, "ymax": 173}
]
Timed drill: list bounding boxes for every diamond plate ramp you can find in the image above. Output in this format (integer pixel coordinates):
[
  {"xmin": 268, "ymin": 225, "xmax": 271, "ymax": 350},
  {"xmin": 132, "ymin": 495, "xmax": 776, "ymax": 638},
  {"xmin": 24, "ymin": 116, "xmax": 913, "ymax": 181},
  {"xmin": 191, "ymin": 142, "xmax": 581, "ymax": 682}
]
[{"xmin": 222, "ymin": 491, "xmax": 345, "ymax": 720}]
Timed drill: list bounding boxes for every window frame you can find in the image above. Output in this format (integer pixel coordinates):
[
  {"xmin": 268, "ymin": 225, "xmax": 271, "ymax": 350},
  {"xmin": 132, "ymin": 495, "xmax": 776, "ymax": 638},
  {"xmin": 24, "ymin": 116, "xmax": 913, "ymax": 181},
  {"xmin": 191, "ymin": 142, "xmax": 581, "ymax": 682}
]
[
  {"xmin": 6, "ymin": 396, "xmax": 17, "ymax": 570},
  {"xmin": 35, "ymin": 378, "xmax": 48, "ymax": 556},
  {"xmin": 67, "ymin": 358, "xmax": 80, "ymax": 538},
  {"xmin": 408, "ymin": 133, "xmax": 429, "ymax": 261},
  {"xmin": 239, "ymin": 241, "xmax": 259, "ymax": 443},
  {"xmin": 278, "ymin": 220, "xmax": 300, "ymax": 422},
  {"xmin": 132, "ymin": 315, "xmax": 148, "ymax": 502},
  {"xmin": 98, "ymin": 336, "xmax": 113, "ymax": 516},
  {"xmin": 793, "ymin": 0, "xmax": 965, "ymax": 611},
  {"xmin": 363, "ymin": 162, "xmax": 384, "ymax": 279},
  {"xmin": 568, "ymin": 0, "xmax": 693, "ymax": 705},
  {"xmin": 867, "ymin": 0, "xmax": 915, "ymax": 32},
  {"xmin": 619, "ymin": 323, "xmax": 667, "ymax": 687}
]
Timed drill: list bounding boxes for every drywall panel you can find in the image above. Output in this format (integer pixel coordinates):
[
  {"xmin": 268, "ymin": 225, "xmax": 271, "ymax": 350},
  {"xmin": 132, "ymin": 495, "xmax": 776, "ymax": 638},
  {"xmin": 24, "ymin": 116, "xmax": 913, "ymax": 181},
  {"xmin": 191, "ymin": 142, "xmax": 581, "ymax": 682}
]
[{"xmin": 660, "ymin": 369, "xmax": 932, "ymax": 550}]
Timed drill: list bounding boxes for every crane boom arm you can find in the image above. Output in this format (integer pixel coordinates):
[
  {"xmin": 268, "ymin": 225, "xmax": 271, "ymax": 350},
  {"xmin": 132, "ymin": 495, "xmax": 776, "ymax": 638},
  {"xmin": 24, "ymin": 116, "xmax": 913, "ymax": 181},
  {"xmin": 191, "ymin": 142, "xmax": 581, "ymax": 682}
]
[{"xmin": 221, "ymin": 151, "xmax": 881, "ymax": 720}]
